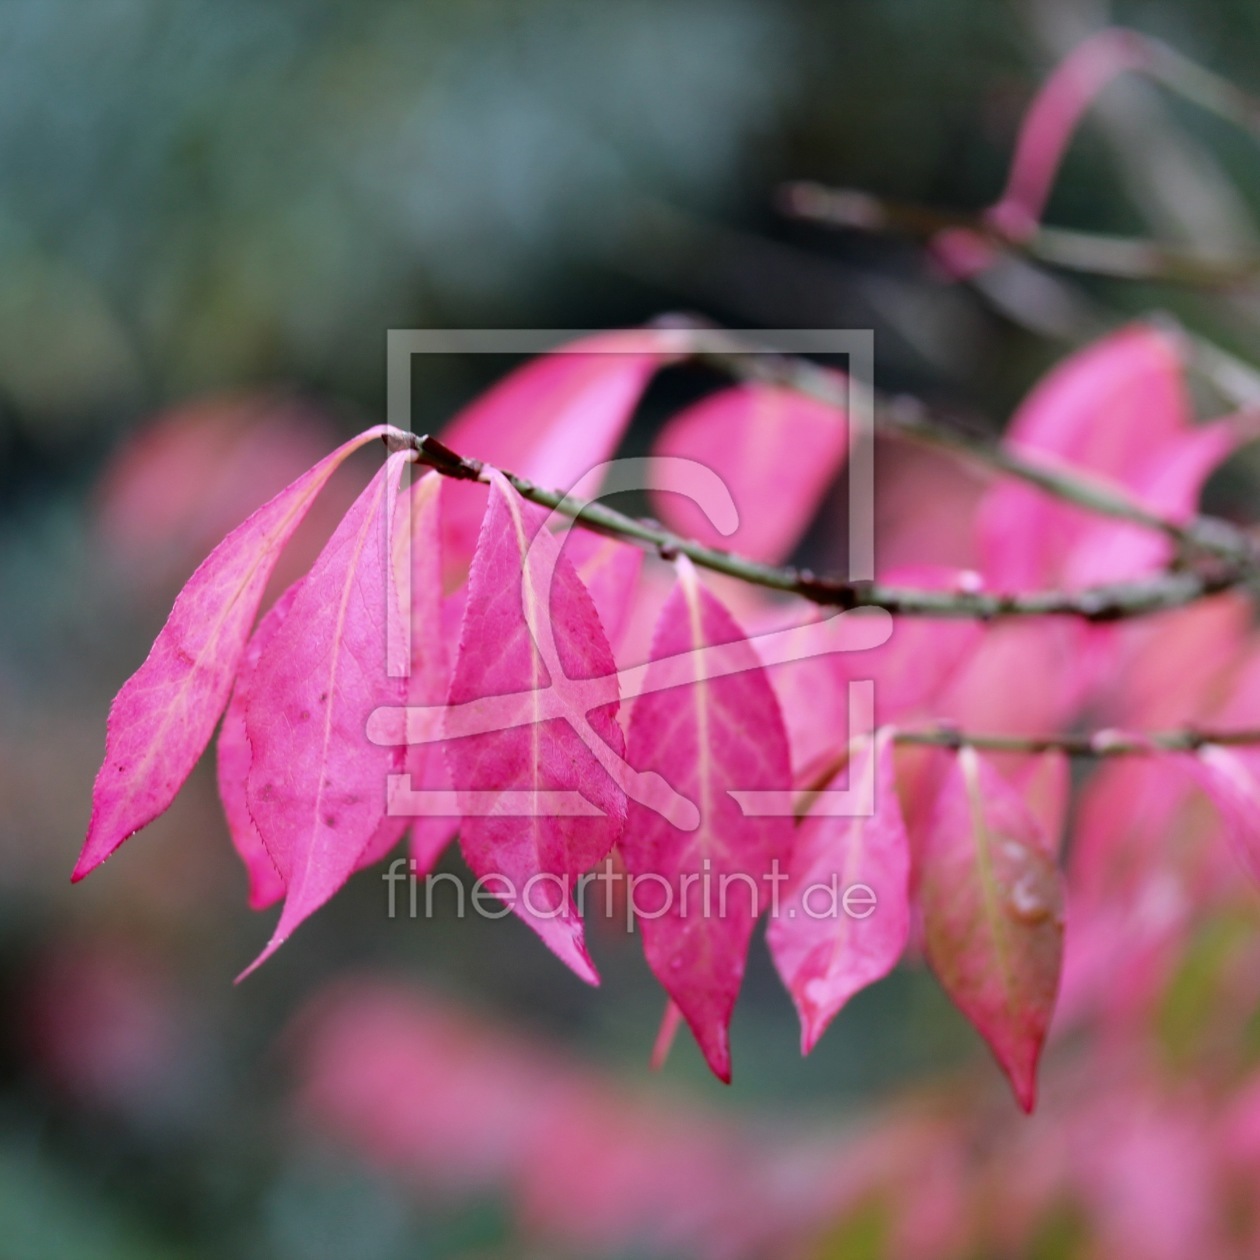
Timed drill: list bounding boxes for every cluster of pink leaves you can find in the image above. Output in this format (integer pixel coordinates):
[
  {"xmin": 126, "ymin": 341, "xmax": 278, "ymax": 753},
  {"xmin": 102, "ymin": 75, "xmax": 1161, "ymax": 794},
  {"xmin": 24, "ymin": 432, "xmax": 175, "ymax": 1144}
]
[
  {"xmin": 295, "ymin": 960, "xmax": 1260, "ymax": 1260},
  {"xmin": 78, "ymin": 321, "xmax": 1260, "ymax": 1110},
  {"xmin": 20, "ymin": 917, "xmax": 1260, "ymax": 1258}
]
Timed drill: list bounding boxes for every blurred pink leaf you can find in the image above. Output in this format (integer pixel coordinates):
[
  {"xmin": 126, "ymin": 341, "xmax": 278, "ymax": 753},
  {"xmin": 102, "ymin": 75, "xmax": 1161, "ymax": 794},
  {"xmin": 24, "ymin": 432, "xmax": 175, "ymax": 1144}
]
[
  {"xmin": 650, "ymin": 382, "xmax": 848, "ymax": 562},
  {"xmin": 1180, "ymin": 744, "xmax": 1260, "ymax": 883},
  {"xmin": 76, "ymin": 426, "xmax": 390, "ymax": 882},
  {"xmin": 622, "ymin": 559, "xmax": 793, "ymax": 1081},
  {"xmin": 1064, "ymin": 417, "xmax": 1245, "ymax": 590},
  {"xmin": 1008, "ymin": 752, "xmax": 1070, "ymax": 857},
  {"xmin": 294, "ymin": 980, "xmax": 892, "ymax": 1260},
  {"xmin": 980, "ymin": 325, "xmax": 1205, "ymax": 592},
  {"xmin": 745, "ymin": 601, "xmax": 892, "ymax": 781},
  {"xmin": 987, "ymin": 29, "xmax": 1150, "ymax": 238},
  {"xmin": 95, "ymin": 393, "xmax": 344, "ymax": 590},
  {"xmin": 916, "ymin": 747, "xmax": 1065, "ymax": 1111},
  {"xmin": 860, "ymin": 567, "xmax": 985, "ymax": 725},
  {"xmin": 768, "ymin": 733, "xmax": 910, "ymax": 1052}
]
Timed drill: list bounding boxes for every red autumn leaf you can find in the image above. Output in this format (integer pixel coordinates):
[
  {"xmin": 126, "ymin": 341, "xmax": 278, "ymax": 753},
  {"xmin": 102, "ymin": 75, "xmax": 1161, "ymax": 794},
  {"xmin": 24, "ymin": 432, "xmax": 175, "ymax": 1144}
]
[
  {"xmin": 768, "ymin": 732, "xmax": 911, "ymax": 1052},
  {"xmin": 650, "ymin": 382, "xmax": 848, "ymax": 563},
  {"xmin": 241, "ymin": 450, "xmax": 412, "ymax": 973},
  {"xmin": 621, "ymin": 559, "xmax": 793, "ymax": 1081},
  {"xmin": 443, "ymin": 471, "xmax": 627, "ymax": 984},
  {"xmin": 916, "ymin": 746, "xmax": 1066, "ymax": 1111},
  {"xmin": 75, "ymin": 425, "xmax": 392, "ymax": 882}
]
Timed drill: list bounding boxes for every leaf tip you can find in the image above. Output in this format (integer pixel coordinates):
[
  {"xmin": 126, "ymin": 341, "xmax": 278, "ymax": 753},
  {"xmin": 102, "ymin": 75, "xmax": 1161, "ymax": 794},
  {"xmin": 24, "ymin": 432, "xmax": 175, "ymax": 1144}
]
[
  {"xmin": 1006, "ymin": 1040, "xmax": 1044, "ymax": 1113},
  {"xmin": 71, "ymin": 819, "xmax": 118, "ymax": 882},
  {"xmin": 1014, "ymin": 1075, "xmax": 1038, "ymax": 1114},
  {"xmin": 540, "ymin": 920, "xmax": 601, "ymax": 987},
  {"xmin": 800, "ymin": 1013, "xmax": 827, "ymax": 1057},
  {"xmin": 694, "ymin": 1019, "xmax": 732, "ymax": 1083},
  {"xmin": 236, "ymin": 934, "xmax": 285, "ymax": 984}
]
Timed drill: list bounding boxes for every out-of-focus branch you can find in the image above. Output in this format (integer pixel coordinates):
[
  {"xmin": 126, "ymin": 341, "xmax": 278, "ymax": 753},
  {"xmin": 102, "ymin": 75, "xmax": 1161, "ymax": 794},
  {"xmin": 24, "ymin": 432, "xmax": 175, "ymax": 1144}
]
[
  {"xmin": 796, "ymin": 723, "xmax": 1260, "ymax": 811},
  {"xmin": 892, "ymin": 724, "xmax": 1260, "ymax": 756},
  {"xmin": 782, "ymin": 181, "xmax": 1260, "ymax": 288},
  {"xmin": 655, "ymin": 320, "xmax": 1259, "ymax": 571}
]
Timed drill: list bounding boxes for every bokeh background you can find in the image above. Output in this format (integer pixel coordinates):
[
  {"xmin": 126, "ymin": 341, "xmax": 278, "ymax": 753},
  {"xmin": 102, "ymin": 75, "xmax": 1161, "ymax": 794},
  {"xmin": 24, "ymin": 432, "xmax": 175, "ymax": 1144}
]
[{"xmin": 5, "ymin": 1, "xmax": 1260, "ymax": 1256}]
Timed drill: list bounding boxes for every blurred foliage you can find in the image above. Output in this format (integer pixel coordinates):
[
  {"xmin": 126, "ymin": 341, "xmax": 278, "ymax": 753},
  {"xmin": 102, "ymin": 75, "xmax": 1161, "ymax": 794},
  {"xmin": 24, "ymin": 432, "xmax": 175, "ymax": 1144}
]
[{"xmin": 4, "ymin": 0, "xmax": 1260, "ymax": 1256}]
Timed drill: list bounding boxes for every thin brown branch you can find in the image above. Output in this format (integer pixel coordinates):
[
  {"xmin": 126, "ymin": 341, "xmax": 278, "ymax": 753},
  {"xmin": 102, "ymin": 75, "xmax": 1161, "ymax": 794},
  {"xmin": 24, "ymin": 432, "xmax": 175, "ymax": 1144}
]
[{"xmin": 384, "ymin": 429, "xmax": 1253, "ymax": 623}]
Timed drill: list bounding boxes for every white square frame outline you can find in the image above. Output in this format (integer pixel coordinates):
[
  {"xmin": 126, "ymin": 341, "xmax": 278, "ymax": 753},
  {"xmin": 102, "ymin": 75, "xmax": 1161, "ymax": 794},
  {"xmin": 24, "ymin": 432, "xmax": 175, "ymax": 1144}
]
[
  {"xmin": 386, "ymin": 328, "xmax": 874, "ymax": 583},
  {"xmin": 382, "ymin": 327, "xmax": 878, "ymax": 818}
]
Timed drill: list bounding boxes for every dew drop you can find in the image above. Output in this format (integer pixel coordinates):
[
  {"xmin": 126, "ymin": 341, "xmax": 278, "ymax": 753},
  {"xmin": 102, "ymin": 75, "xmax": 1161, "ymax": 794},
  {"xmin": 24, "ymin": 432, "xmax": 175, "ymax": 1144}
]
[{"xmin": 1008, "ymin": 872, "xmax": 1049, "ymax": 923}]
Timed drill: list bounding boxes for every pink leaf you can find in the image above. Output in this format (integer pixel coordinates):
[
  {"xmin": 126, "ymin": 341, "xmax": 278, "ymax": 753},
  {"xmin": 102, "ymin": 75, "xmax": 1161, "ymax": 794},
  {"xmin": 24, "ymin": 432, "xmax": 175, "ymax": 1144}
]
[
  {"xmin": 560, "ymin": 530, "xmax": 644, "ymax": 649},
  {"xmin": 75, "ymin": 425, "xmax": 391, "ymax": 881},
  {"xmin": 744, "ymin": 601, "xmax": 894, "ymax": 782},
  {"xmin": 650, "ymin": 383, "xmax": 848, "ymax": 562},
  {"xmin": 95, "ymin": 392, "xmax": 343, "ymax": 592},
  {"xmin": 443, "ymin": 471, "xmax": 627, "ymax": 984},
  {"xmin": 916, "ymin": 746, "xmax": 1065, "ymax": 1111},
  {"xmin": 979, "ymin": 325, "xmax": 1193, "ymax": 592},
  {"xmin": 438, "ymin": 330, "xmax": 683, "ymax": 568},
  {"xmin": 938, "ymin": 620, "xmax": 1091, "ymax": 739},
  {"xmin": 241, "ymin": 450, "xmax": 412, "ymax": 973},
  {"xmin": 621, "ymin": 559, "xmax": 794, "ymax": 1081},
  {"xmin": 858, "ymin": 566, "xmax": 984, "ymax": 724},
  {"xmin": 1009, "ymin": 751, "xmax": 1070, "ymax": 857},
  {"xmin": 1180, "ymin": 744, "xmax": 1260, "ymax": 883},
  {"xmin": 220, "ymin": 538, "xmax": 435, "ymax": 914},
  {"xmin": 1064, "ymin": 417, "xmax": 1243, "ymax": 589},
  {"xmin": 768, "ymin": 732, "xmax": 910, "ymax": 1053},
  {"xmin": 216, "ymin": 581, "xmax": 303, "ymax": 910},
  {"xmin": 400, "ymin": 474, "xmax": 460, "ymax": 876},
  {"xmin": 987, "ymin": 29, "xmax": 1150, "ymax": 238}
]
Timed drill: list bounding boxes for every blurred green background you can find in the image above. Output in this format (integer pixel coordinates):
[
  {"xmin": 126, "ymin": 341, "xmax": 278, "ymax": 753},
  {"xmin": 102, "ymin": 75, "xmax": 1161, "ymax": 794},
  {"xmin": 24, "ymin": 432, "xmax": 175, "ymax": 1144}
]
[{"xmin": 4, "ymin": 1, "xmax": 1260, "ymax": 1256}]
